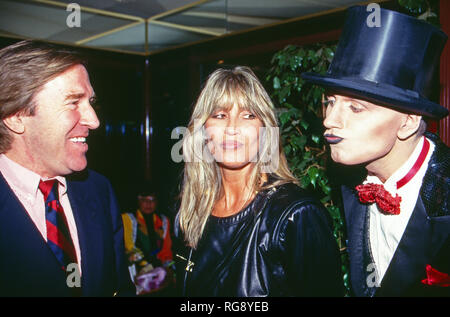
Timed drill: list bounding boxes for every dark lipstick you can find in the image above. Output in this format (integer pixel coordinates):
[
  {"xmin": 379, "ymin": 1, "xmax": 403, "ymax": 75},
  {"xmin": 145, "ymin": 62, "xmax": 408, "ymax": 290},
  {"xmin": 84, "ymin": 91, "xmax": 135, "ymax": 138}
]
[{"xmin": 324, "ymin": 134, "xmax": 343, "ymax": 144}]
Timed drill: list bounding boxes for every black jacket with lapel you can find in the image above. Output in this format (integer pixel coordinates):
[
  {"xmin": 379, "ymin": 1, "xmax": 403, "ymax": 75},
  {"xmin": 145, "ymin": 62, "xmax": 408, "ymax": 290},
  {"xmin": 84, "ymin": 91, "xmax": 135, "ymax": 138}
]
[{"xmin": 342, "ymin": 133, "xmax": 450, "ymax": 296}]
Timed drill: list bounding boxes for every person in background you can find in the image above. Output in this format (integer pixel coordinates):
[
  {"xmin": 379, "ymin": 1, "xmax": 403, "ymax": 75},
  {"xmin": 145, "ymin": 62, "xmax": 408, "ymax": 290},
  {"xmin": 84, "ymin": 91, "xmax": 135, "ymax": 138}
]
[
  {"xmin": 122, "ymin": 183, "xmax": 174, "ymax": 295},
  {"xmin": 174, "ymin": 66, "xmax": 343, "ymax": 297},
  {"xmin": 135, "ymin": 185, "xmax": 173, "ymax": 268},
  {"xmin": 0, "ymin": 40, "xmax": 134, "ymax": 296},
  {"xmin": 302, "ymin": 6, "xmax": 449, "ymax": 296}
]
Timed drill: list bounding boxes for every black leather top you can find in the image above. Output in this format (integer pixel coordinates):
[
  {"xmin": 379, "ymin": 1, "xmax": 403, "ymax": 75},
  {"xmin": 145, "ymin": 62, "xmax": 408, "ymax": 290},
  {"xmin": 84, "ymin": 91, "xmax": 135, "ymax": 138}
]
[{"xmin": 174, "ymin": 181, "xmax": 344, "ymax": 297}]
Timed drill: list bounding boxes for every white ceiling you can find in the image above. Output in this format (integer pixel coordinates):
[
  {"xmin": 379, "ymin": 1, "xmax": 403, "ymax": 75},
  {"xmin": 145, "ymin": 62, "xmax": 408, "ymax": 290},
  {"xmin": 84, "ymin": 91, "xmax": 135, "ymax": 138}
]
[{"xmin": 0, "ymin": 0, "xmax": 385, "ymax": 55}]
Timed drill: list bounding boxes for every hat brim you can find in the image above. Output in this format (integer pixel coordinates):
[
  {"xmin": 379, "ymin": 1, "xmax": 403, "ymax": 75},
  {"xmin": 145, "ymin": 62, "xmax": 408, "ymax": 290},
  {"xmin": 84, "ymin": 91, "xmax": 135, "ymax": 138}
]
[{"xmin": 301, "ymin": 72, "xmax": 449, "ymax": 120}]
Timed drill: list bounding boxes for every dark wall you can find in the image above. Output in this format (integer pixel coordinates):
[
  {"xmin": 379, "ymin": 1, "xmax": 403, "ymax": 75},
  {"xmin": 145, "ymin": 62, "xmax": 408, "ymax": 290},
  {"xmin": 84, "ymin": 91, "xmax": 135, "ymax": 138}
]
[
  {"xmin": 146, "ymin": 55, "xmax": 191, "ymax": 213},
  {"xmin": 85, "ymin": 52, "xmax": 145, "ymax": 212}
]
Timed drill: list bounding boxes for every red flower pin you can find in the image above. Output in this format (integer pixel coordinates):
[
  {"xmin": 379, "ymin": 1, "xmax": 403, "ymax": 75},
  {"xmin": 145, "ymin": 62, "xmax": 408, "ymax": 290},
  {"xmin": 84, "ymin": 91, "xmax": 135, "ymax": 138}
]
[{"xmin": 421, "ymin": 265, "xmax": 450, "ymax": 287}]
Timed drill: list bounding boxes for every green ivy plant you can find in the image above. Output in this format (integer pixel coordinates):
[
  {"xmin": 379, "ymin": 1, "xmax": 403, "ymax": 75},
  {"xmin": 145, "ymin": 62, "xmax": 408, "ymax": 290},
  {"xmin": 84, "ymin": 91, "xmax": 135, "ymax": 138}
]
[
  {"xmin": 266, "ymin": 44, "xmax": 335, "ymax": 201},
  {"xmin": 398, "ymin": 0, "xmax": 439, "ymax": 25},
  {"xmin": 265, "ymin": 43, "xmax": 351, "ymax": 293}
]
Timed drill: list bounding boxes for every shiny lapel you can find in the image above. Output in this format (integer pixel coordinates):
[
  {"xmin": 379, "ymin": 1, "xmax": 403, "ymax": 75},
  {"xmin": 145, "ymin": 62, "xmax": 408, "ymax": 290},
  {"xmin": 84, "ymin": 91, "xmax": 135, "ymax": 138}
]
[
  {"xmin": 378, "ymin": 196, "xmax": 450, "ymax": 296},
  {"xmin": 378, "ymin": 136, "xmax": 450, "ymax": 295}
]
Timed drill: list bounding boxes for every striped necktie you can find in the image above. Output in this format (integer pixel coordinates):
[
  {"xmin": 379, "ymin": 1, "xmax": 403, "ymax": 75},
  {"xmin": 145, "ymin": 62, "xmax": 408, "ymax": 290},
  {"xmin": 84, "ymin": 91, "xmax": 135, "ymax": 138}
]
[{"xmin": 38, "ymin": 179, "xmax": 78, "ymax": 271}]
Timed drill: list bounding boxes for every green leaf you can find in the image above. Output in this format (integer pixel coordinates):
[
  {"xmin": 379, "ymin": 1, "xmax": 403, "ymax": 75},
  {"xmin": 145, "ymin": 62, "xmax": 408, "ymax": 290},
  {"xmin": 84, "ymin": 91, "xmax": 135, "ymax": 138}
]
[
  {"xmin": 282, "ymin": 125, "xmax": 293, "ymax": 133},
  {"xmin": 300, "ymin": 120, "xmax": 309, "ymax": 130},
  {"xmin": 301, "ymin": 175, "xmax": 310, "ymax": 188},
  {"xmin": 273, "ymin": 77, "xmax": 281, "ymax": 89},
  {"xmin": 284, "ymin": 144, "xmax": 292, "ymax": 155},
  {"xmin": 320, "ymin": 195, "xmax": 331, "ymax": 204},
  {"xmin": 292, "ymin": 135, "xmax": 307, "ymax": 149},
  {"xmin": 307, "ymin": 166, "xmax": 319, "ymax": 188},
  {"xmin": 278, "ymin": 86, "xmax": 291, "ymax": 103},
  {"xmin": 311, "ymin": 134, "xmax": 320, "ymax": 144},
  {"xmin": 323, "ymin": 185, "xmax": 331, "ymax": 195},
  {"xmin": 398, "ymin": 0, "xmax": 434, "ymax": 17},
  {"xmin": 279, "ymin": 111, "xmax": 290, "ymax": 126}
]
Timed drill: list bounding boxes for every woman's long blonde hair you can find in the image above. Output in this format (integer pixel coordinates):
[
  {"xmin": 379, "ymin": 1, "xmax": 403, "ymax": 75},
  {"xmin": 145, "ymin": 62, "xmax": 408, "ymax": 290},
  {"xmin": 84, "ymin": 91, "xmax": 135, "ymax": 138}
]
[{"xmin": 179, "ymin": 66, "xmax": 297, "ymax": 248}]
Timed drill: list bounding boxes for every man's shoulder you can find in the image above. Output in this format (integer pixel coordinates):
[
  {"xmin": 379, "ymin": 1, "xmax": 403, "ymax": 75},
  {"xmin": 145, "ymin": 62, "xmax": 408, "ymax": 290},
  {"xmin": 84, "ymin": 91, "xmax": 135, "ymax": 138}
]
[
  {"xmin": 422, "ymin": 133, "xmax": 449, "ymax": 217},
  {"xmin": 425, "ymin": 133, "xmax": 449, "ymax": 184},
  {"xmin": 428, "ymin": 135, "xmax": 450, "ymax": 168},
  {"xmin": 66, "ymin": 169, "xmax": 114, "ymax": 196}
]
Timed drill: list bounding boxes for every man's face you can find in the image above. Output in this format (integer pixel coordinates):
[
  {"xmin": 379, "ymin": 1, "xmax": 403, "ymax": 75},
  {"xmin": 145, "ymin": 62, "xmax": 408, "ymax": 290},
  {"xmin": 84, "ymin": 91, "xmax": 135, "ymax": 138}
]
[
  {"xmin": 138, "ymin": 195, "xmax": 157, "ymax": 214},
  {"xmin": 20, "ymin": 64, "xmax": 99, "ymax": 177},
  {"xmin": 322, "ymin": 93, "xmax": 405, "ymax": 166}
]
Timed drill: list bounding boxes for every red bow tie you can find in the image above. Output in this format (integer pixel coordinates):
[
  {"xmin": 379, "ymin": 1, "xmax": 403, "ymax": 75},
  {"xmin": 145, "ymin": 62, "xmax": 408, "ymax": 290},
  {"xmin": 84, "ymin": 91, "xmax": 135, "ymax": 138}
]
[
  {"xmin": 354, "ymin": 137, "xmax": 431, "ymax": 216},
  {"xmin": 355, "ymin": 183, "xmax": 402, "ymax": 215}
]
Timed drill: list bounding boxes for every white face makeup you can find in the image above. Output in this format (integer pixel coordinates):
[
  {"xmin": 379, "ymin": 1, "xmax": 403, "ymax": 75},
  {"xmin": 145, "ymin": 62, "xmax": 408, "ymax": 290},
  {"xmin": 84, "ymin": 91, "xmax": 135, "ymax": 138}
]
[{"xmin": 323, "ymin": 93, "xmax": 405, "ymax": 166}]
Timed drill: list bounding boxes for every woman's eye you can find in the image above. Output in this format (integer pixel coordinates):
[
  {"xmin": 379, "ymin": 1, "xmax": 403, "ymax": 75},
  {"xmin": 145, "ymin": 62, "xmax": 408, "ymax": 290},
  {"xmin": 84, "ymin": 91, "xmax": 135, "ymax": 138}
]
[
  {"xmin": 242, "ymin": 113, "xmax": 256, "ymax": 119},
  {"xmin": 212, "ymin": 113, "xmax": 226, "ymax": 119}
]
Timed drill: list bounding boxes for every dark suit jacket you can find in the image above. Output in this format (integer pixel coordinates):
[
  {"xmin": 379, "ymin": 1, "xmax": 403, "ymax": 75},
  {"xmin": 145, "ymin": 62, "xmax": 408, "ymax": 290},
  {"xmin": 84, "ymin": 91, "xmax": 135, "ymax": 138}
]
[
  {"xmin": 342, "ymin": 133, "xmax": 450, "ymax": 296},
  {"xmin": 0, "ymin": 169, "xmax": 134, "ymax": 296}
]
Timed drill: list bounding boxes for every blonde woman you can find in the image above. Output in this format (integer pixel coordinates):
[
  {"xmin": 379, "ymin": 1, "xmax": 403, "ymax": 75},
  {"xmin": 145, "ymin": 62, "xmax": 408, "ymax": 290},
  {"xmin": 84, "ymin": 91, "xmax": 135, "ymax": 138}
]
[{"xmin": 174, "ymin": 66, "xmax": 342, "ymax": 296}]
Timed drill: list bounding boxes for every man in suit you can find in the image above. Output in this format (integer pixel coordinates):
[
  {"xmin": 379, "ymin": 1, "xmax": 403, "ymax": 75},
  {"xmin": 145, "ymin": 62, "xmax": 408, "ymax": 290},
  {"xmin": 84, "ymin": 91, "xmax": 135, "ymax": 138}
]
[
  {"xmin": 0, "ymin": 40, "xmax": 134, "ymax": 296},
  {"xmin": 302, "ymin": 6, "xmax": 449, "ymax": 296}
]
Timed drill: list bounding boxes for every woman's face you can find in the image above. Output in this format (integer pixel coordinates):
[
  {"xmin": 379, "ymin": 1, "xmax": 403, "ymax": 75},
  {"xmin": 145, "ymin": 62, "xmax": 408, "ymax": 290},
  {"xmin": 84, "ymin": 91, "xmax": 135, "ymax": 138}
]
[
  {"xmin": 204, "ymin": 104, "xmax": 263, "ymax": 170},
  {"xmin": 323, "ymin": 93, "xmax": 404, "ymax": 166}
]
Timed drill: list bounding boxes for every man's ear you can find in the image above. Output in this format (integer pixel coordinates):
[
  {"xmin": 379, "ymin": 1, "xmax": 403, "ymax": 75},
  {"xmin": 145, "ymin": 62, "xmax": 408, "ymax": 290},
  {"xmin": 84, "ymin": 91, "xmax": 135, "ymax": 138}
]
[
  {"xmin": 397, "ymin": 114, "xmax": 422, "ymax": 140},
  {"xmin": 2, "ymin": 113, "xmax": 25, "ymax": 134}
]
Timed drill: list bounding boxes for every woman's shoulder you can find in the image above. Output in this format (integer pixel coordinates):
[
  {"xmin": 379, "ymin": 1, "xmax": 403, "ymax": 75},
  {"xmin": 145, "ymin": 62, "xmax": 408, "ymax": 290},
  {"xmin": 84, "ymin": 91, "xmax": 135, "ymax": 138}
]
[
  {"xmin": 256, "ymin": 181, "xmax": 329, "ymax": 230},
  {"xmin": 261, "ymin": 181, "xmax": 323, "ymax": 212},
  {"xmin": 256, "ymin": 182, "xmax": 333, "ymax": 248}
]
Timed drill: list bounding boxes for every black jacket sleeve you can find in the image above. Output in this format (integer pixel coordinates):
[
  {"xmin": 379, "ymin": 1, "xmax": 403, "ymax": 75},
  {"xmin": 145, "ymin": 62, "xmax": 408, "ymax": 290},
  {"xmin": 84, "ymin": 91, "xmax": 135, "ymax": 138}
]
[{"xmin": 279, "ymin": 200, "xmax": 344, "ymax": 296}]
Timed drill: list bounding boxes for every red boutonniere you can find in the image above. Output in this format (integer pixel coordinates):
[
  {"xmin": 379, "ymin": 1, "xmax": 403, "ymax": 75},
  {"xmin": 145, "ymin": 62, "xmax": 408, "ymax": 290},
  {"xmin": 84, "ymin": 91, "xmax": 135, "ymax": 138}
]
[
  {"xmin": 355, "ymin": 183, "xmax": 402, "ymax": 215},
  {"xmin": 421, "ymin": 265, "xmax": 450, "ymax": 287}
]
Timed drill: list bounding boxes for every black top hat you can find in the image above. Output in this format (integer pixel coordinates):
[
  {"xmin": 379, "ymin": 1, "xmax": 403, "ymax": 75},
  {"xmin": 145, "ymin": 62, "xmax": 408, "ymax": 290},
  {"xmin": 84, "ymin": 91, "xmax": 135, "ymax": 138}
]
[{"xmin": 302, "ymin": 6, "xmax": 449, "ymax": 119}]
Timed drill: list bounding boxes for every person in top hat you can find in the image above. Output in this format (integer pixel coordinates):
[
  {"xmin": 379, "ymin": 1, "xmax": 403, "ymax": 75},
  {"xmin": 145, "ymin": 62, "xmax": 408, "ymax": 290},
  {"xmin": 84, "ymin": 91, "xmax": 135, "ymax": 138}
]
[{"xmin": 302, "ymin": 6, "xmax": 450, "ymax": 296}]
